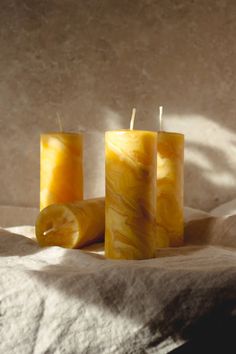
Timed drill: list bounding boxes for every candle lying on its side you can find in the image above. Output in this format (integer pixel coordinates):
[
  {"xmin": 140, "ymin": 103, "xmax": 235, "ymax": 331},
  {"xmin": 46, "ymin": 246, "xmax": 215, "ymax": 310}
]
[
  {"xmin": 156, "ymin": 132, "xmax": 184, "ymax": 246},
  {"xmin": 36, "ymin": 198, "xmax": 105, "ymax": 248},
  {"xmin": 40, "ymin": 132, "xmax": 83, "ymax": 210},
  {"xmin": 105, "ymin": 130, "xmax": 157, "ymax": 260}
]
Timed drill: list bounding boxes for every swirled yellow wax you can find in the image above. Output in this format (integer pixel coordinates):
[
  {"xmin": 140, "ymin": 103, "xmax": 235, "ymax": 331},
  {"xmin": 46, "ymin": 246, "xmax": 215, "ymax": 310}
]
[
  {"xmin": 36, "ymin": 198, "xmax": 104, "ymax": 248},
  {"xmin": 105, "ymin": 130, "xmax": 157, "ymax": 260},
  {"xmin": 40, "ymin": 132, "xmax": 83, "ymax": 210},
  {"xmin": 156, "ymin": 132, "xmax": 184, "ymax": 247}
]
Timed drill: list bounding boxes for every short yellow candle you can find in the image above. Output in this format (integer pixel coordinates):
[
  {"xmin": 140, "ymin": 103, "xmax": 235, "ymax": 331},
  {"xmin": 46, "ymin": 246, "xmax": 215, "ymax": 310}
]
[
  {"xmin": 105, "ymin": 130, "xmax": 157, "ymax": 260},
  {"xmin": 36, "ymin": 198, "xmax": 104, "ymax": 248},
  {"xmin": 156, "ymin": 132, "xmax": 184, "ymax": 246},
  {"xmin": 40, "ymin": 132, "xmax": 83, "ymax": 210}
]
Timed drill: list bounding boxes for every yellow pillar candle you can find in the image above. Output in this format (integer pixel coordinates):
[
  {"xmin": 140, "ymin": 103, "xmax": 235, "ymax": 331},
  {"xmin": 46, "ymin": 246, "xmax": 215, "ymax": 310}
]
[
  {"xmin": 105, "ymin": 130, "xmax": 157, "ymax": 260},
  {"xmin": 36, "ymin": 198, "xmax": 105, "ymax": 248},
  {"xmin": 40, "ymin": 132, "xmax": 83, "ymax": 210},
  {"xmin": 156, "ymin": 132, "xmax": 184, "ymax": 246}
]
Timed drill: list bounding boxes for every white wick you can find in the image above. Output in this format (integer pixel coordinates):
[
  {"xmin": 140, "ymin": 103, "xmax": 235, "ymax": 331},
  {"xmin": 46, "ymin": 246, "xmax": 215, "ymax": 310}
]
[
  {"xmin": 57, "ymin": 112, "xmax": 63, "ymax": 132},
  {"xmin": 43, "ymin": 227, "xmax": 57, "ymax": 236},
  {"xmin": 130, "ymin": 107, "xmax": 136, "ymax": 130},
  {"xmin": 159, "ymin": 106, "xmax": 163, "ymax": 131},
  {"xmin": 43, "ymin": 221, "xmax": 74, "ymax": 236}
]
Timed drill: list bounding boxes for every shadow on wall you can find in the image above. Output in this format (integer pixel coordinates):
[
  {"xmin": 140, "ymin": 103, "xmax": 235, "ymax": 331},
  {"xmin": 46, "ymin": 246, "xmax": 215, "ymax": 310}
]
[
  {"xmin": 164, "ymin": 114, "xmax": 236, "ymax": 210},
  {"xmin": 0, "ymin": 0, "xmax": 236, "ymax": 209}
]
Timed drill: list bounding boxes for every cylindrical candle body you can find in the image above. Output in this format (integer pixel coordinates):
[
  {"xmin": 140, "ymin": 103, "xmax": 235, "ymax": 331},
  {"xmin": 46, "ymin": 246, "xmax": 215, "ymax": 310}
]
[
  {"xmin": 105, "ymin": 130, "xmax": 157, "ymax": 260},
  {"xmin": 36, "ymin": 198, "xmax": 105, "ymax": 248},
  {"xmin": 40, "ymin": 132, "xmax": 83, "ymax": 210},
  {"xmin": 156, "ymin": 132, "xmax": 184, "ymax": 246}
]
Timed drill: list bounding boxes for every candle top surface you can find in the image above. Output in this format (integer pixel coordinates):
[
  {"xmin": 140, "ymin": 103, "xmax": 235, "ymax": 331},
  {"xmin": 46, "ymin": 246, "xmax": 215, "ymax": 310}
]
[
  {"xmin": 158, "ymin": 131, "xmax": 184, "ymax": 137},
  {"xmin": 41, "ymin": 131, "xmax": 83, "ymax": 136},
  {"xmin": 106, "ymin": 129, "xmax": 157, "ymax": 135}
]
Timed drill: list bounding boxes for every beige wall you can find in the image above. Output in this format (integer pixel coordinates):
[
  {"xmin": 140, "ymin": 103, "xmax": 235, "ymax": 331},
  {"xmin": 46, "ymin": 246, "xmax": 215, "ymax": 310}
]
[{"xmin": 0, "ymin": 0, "xmax": 236, "ymax": 211}]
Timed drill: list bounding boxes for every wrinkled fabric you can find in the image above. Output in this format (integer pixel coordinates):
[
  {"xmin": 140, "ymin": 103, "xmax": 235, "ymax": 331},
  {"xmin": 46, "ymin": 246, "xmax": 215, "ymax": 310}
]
[{"xmin": 0, "ymin": 204, "xmax": 236, "ymax": 354}]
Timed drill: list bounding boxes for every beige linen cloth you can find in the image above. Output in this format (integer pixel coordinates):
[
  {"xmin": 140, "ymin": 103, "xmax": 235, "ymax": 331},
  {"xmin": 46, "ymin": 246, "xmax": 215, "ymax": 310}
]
[{"xmin": 0, "ymin": 202, "xmax": 236, "ymax": 354}]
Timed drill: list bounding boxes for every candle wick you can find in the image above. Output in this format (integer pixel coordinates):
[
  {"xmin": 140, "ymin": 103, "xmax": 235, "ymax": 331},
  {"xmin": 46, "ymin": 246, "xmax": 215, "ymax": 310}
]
[
  {"xmin": 159, "ymin": 106, "xmax": 163, "ymax": 131},
  {"xmin": 43, "ymin": 227, "xmax": 57, "ymax": 236},
  {"xmin": 43, "ymin": 221, "xmax": 74, "ymax": 236},
  {"xmin": 57, "ymin": 112, "xmax": 63, "ymax": 132},
  {"xmin": 130, "ymin": 107, "xmax": 136, "ymax": 130}
]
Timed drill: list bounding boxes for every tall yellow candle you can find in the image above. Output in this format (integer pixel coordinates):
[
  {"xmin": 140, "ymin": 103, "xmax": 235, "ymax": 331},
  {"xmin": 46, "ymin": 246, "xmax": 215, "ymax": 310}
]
[
  {"xmin": 40, "ymin": 132, "xmax": 83, "ymax": 210},
  {"xmin": 105, "ymin": 130, "xmax": 157, "ymax": 260},
  {"xmin": 156, "ymin": 132, "xmax": 184, "ymax": 246}
]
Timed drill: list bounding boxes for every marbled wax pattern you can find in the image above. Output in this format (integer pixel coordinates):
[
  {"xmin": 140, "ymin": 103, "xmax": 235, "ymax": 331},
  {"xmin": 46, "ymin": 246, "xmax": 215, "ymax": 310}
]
[
  {"xmin": 105, "ymin": 130, "xmax": 157, "ymax": 260},
  {"xmin": 36, "ymin": 197, "xmax": 104, "ymax": 248},
  {"xmin": 40, "ymin": 132, "xmax": 83, "ymax": 210},
  {"xmin": 156, "ymin": 132, "xmax": 184, "ymax": 247}
]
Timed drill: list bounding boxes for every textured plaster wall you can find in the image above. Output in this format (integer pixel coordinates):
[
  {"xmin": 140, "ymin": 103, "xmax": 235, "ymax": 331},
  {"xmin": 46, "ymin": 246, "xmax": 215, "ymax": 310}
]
[{"xmin": 0, "ymin": 0, "xmax": 236, "ymax": 210}]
